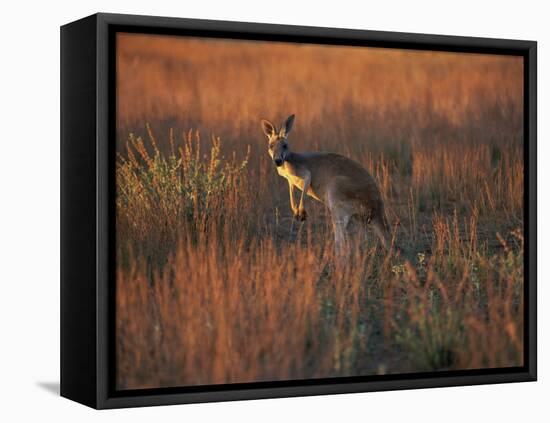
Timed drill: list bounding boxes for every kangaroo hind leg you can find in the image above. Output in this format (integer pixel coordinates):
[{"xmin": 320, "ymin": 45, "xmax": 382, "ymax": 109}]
[
  {"xmin": 327, "ymin": 188, "xmax": 353, "ymax": 258},
  {"xmin": 371, "ymin": 214, "xmax": 389, "ymax": 251}
]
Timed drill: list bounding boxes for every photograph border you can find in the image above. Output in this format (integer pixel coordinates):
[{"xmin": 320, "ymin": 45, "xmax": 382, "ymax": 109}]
[{"xmin": 61, "ymin": 12, "xmax": 536, "ymax": 409}]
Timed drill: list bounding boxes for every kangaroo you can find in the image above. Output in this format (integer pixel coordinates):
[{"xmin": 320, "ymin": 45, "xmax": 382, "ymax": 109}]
[{"xmin": 261, "ymin": 114, "xmax": 389, "ymax": 254}]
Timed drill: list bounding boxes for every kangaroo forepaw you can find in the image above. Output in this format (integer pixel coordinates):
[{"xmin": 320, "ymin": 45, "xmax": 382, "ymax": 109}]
[{"xmin": 294, "ymin": 209, "xmax": 307, "ymax": 221}]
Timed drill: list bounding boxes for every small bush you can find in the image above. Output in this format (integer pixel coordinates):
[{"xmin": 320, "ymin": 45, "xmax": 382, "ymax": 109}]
[{"xmin": 116, "ymin": 125, "xmax": 249, "ymax": 264}]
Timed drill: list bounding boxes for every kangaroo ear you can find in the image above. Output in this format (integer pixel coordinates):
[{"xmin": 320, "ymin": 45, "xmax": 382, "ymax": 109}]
[
  {"xmin": 280, "ymin": 114, "xmax": 295, "ymax": 137},
  {"xmin": 261, "ymin": 119, "xmax": 275, "ymax": 138}
]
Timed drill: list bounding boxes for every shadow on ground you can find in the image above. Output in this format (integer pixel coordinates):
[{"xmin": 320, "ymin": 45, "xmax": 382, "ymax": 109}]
[{"xmin": 36, "ymin": 381, "xmax": 60, "ymax": 396}]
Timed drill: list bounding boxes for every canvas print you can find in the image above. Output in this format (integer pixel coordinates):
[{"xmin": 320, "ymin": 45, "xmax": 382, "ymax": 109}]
[{"xmin": 115, "ymin": 33, "xmax": 524, "ymax": 390}]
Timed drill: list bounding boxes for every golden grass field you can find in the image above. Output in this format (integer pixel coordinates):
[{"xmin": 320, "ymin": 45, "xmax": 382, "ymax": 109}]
[{"xmin": 115, "ymin": 33, "xmax": 524, "ymax": 389}]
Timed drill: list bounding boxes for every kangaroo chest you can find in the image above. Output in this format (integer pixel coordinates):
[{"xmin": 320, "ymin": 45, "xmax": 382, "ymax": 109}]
[
  {"xmin": 277, "ymin": 166, "xmax": 303, "ymax": 187},
  {"xmin": 276, "ymin": 166, "xmax": 322, "ymax": 201}
]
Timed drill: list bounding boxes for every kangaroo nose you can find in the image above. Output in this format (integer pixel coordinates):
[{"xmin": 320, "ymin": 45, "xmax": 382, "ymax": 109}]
[{"xmin": 274, "ymin": 158, "xmax": 283, "ymax": 167}]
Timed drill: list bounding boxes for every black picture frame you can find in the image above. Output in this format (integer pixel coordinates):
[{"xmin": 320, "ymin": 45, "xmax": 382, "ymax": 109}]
[{"xmin": 60, "ymin": 12, "xmax": 537, "ymax": 409}]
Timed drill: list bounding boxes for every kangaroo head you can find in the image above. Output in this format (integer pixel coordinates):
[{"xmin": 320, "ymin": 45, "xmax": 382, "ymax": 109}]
[{"xmin": 261, "ymin": 114, "xmax": 295, "ymax": 167}]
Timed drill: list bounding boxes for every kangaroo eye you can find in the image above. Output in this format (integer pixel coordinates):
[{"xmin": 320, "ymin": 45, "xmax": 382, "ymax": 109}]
[{"xmin": 282, "ymin": 144, "xmax": 287, "ymax": 149}]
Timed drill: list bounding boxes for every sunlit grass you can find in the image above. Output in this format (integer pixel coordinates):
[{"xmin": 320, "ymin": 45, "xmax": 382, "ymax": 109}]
[{"xmin": 115, "ymin": 131, "xmax": 523, "ymax": 389}]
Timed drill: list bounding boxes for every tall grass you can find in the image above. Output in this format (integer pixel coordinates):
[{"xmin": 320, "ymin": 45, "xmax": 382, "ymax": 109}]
[
  {"xmin": 116, "ymin": 131, "xmax": 523, "ymax": 389},
  {"xmin": 411, "ymin": 141, "xmax": 523, "ymax": 217},
  {"xmin": 115, "ymin": 34, "xmax": 525, "ymax": 389}
]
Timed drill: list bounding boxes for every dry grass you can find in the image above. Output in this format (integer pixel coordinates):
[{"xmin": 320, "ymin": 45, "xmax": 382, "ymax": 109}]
[{"xmin": 115, "ymin": 33, "xmax": 524, "ymax": 389}]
